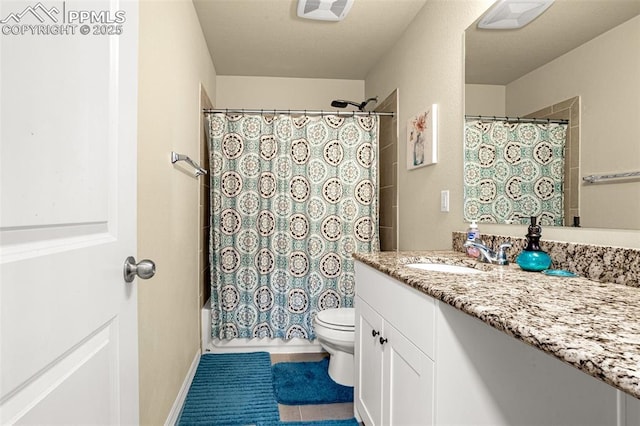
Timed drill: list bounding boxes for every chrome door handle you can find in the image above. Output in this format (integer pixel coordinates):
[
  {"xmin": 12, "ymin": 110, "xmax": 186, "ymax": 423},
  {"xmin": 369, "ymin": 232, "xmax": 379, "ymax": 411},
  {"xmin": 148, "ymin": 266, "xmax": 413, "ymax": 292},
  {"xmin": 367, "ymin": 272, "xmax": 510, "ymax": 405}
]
[{"xmin": 123, "ymin": 256, "xmax": 156, "ymax": 283}]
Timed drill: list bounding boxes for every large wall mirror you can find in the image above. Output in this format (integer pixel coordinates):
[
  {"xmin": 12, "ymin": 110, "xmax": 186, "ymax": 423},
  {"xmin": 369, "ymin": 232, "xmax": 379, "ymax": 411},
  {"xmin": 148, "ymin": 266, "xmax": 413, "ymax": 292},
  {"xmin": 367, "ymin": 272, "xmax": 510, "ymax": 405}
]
[{"xmin": 464, "ymin": 0, "xmax": 640, "ymax": 230}]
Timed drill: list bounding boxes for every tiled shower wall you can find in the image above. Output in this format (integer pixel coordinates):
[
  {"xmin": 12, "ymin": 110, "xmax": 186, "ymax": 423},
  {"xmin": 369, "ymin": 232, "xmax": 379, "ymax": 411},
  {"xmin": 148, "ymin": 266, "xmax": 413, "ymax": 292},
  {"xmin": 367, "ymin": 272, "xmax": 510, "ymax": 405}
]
[
  {"xmin": 525, "ymin": 96, "xmax": 580, "ymax": 226},
  {"xmin": 377, "ymin": 90, "xmax": 398, "ymax": 251},
  {"xmin": 200, "ymin": 87, "xmax": 212, "ymax": 308}
]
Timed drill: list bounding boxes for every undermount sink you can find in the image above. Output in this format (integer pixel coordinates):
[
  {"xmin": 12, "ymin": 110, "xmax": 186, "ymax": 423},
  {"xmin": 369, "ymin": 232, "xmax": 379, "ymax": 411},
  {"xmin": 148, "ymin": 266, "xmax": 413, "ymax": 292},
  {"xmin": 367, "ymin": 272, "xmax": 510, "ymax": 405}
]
[{"xmin": 406, "ymin": 263, "xmax": 484, "ymax": 274}]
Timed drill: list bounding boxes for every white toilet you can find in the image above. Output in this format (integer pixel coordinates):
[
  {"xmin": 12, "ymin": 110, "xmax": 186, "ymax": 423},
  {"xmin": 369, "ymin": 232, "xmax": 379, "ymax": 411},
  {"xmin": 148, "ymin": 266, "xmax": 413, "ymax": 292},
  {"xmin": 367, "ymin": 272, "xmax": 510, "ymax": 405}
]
[{"xmin": 313, "ymin": 307, "xmax": 355, "ymax": 387}]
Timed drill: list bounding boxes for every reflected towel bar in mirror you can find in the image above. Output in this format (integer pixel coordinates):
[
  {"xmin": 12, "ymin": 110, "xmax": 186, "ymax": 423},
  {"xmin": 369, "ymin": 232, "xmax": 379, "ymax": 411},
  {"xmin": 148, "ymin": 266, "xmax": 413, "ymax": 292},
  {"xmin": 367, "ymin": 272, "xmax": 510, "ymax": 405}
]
[{"xmin": 582, "ymin": 171, "xmax": 640, "ymax": 184}]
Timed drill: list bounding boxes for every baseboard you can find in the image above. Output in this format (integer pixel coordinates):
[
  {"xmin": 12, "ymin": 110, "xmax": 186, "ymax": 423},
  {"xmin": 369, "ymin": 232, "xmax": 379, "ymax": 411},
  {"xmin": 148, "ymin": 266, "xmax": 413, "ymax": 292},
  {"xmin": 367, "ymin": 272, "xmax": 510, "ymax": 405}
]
[{"xmin": 165, "ymin": 349, "xmax": 201, "ymax": 426}]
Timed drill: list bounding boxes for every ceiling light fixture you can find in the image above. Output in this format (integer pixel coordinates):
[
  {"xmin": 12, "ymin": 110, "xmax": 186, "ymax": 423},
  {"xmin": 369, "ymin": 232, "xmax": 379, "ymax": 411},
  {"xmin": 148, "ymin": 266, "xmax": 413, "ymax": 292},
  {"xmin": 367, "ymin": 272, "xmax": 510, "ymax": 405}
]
[
  {"xmin": 297, "ymin": 0, "xmax": 355, "ymax": 22},
  {"xmin": 478, "ymin": 0, "xmax": 555, "ymax": 30}
]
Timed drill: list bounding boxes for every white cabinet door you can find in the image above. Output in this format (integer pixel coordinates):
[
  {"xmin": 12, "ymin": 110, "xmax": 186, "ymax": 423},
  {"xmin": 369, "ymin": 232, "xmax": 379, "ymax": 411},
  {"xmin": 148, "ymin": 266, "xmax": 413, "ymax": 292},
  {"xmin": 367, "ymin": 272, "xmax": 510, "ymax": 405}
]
[
  {"xmin": 384, "ymin": 324, "xmax": 434, "ymax": 426},
  {"xmin": 356, "ymin": 289, "xmax": 435, "ymax": 426},
  {"xmin": 0, "ymin": 1, "xmax": 139, "ymax": 424},
  {"xmin": 355, "ymin": 297, "xmax": 384, "ymax": 426}
]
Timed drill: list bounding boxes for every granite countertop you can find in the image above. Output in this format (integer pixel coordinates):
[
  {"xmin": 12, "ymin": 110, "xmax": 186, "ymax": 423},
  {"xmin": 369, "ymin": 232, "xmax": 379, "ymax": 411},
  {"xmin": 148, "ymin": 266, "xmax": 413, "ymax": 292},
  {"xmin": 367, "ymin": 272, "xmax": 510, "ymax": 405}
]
[{"xmin": 352, "ymin": 250, "xmax": 640, "ymax": 399}]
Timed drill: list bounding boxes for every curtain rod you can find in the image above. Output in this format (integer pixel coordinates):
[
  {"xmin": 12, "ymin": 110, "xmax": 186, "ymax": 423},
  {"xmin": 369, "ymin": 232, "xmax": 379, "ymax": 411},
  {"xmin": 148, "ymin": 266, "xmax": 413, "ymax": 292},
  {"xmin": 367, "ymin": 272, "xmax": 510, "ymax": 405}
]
[
  {"xmin": 465, "ymin": 115, "xmax": 568, "ymax": 124},
  {"xmin": 203, "ymin": 108, "xmax": 395, "ymax": 117}
]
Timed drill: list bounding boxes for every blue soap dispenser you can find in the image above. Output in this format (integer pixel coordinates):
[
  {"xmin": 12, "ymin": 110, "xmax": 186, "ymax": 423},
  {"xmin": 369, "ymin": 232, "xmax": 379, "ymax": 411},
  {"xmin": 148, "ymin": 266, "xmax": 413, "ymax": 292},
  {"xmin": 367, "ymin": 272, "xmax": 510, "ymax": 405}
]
[{"xmin": 516, "ymin": 216, "xmax": 552, "ymax": 272}]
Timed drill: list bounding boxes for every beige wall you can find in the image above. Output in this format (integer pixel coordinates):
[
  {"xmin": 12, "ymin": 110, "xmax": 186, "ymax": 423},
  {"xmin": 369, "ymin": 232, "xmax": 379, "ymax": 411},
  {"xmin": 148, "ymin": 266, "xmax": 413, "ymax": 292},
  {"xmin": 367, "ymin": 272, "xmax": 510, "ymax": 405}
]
[
  {"xmin": 465, "ymin": 84, "xmax": 506, "ymax": 116},
  {"xmin": 137, "ymin": 0, "xmax": 216, "ymax": 424},
  {"xmin": 216, "ymin": 75, "xmax": 364, "ymax": 109},
  {"xmin": 506, "ymin": 15, "xmax": 640, "ymax": 231},
  {"xmin": 365, "ymin": 0, "xmax": 495, "ymax": 250}
]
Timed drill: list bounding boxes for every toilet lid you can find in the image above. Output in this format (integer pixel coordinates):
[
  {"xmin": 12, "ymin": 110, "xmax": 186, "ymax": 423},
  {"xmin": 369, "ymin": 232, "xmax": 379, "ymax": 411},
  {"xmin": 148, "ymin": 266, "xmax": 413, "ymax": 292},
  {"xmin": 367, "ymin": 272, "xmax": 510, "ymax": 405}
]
[{"xmin": 316, "ymin": 308, "xmax": 355, "ymax": 329}]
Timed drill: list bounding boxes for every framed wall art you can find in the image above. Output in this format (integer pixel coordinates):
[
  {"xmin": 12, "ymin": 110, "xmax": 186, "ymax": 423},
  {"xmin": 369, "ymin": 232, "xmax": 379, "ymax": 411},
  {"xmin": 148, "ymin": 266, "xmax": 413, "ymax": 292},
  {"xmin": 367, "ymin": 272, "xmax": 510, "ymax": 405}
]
[{"xmin": 407, "ymin": 104, "xmax": 437, "ymax": 170}]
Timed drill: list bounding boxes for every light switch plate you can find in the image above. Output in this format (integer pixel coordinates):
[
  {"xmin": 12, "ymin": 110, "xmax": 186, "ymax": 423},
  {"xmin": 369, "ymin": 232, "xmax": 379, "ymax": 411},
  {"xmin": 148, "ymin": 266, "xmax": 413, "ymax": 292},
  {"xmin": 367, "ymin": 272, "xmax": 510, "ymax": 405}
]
[{"xmin": 441, "ymin": 190, "xmax": 449, "ymax": 212}]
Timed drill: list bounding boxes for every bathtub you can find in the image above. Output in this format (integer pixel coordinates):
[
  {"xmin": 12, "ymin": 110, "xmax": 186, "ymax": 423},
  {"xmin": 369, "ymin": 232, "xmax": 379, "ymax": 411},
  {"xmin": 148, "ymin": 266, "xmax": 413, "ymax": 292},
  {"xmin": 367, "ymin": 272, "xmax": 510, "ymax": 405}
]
[{"xmin": 201, "ymin": 297, "xmax": 322, "ymax": 354}]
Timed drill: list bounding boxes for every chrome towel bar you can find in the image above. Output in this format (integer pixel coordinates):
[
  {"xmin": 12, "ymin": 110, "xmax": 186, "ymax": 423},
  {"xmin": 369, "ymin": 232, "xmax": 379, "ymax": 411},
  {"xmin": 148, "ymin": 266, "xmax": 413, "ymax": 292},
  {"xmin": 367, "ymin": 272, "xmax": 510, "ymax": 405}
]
[
  {"xmin": 582, "ymin": 171, "xmax": 640, "ymax": 184},
  {"xmin": 170, "ymin": 152, "xmax": 207, "ymax": 177}
]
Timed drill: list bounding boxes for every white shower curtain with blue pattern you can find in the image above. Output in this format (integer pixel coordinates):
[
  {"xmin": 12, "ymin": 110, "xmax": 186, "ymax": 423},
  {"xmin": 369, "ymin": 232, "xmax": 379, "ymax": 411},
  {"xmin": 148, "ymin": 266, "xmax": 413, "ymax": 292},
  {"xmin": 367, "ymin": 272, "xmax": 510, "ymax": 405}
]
[
  {"xmin": 464, "ymin": 120, "xmax": 567, "ymax": 226},
  {"xmin": 207, "ymin": 113, "xmax": 379, "ymax": 340}
]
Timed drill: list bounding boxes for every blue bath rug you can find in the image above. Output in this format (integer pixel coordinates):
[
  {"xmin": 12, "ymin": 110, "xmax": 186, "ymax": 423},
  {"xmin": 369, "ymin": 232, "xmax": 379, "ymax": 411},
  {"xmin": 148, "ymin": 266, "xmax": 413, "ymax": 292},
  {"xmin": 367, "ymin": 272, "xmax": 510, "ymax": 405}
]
[
  {"xmin": 272, "ymin": 358, "xmax": 354, "ymax": 405},
  {"xmin": 177, "ymin": 352, "xmax": 280, "ymax": 425},
  {"xmin": 259, "ymin": 419, "xmax": 359, "ymax": 426}
]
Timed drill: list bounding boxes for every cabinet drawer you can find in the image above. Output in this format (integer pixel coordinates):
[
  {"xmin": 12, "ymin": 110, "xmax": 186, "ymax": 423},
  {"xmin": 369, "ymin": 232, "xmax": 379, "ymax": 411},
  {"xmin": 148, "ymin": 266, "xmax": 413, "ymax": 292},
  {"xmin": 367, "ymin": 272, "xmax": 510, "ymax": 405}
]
[{"xmin": 355, "ymin": 261, "xmax": 435, "ymax": 359}]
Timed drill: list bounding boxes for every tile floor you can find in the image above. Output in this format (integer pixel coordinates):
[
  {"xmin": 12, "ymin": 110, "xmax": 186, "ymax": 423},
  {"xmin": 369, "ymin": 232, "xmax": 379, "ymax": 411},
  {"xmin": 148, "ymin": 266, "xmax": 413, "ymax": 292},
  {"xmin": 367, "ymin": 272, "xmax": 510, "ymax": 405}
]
[{"xmin": 270, "ymin": 352, "xmax": 357, "ymax": 423}]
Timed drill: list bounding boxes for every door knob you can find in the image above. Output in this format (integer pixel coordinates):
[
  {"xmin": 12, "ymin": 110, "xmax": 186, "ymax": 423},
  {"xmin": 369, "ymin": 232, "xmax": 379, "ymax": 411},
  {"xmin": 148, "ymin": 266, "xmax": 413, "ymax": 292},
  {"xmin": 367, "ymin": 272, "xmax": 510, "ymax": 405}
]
[{"xmin": 123, "ymin": 256, "xmax": 156, "ymax": 283}]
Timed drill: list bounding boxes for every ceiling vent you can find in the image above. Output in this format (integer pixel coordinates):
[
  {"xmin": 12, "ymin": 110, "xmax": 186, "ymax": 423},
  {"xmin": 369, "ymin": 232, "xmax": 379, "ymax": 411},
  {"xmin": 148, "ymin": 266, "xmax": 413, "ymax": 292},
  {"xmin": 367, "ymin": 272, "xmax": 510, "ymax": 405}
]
[
  {"xmin": 297, "ymin": 0, "xmax": 355, "ymax": 22},
  {"xmin": 478, "ymin": 0, "xmax": 555, "ymax": 29}
]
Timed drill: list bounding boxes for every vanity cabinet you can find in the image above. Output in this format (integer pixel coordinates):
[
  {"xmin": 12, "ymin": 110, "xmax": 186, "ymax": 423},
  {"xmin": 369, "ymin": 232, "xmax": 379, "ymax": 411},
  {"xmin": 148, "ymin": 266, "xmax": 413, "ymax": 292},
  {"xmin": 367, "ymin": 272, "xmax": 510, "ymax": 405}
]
[
  {"xmin": 354, "ymin": 260, "xmax": 640, "ymax": 426},
  {"xmin": 354, "ymin": 262, "xmax": 435, "ymax": 426}
]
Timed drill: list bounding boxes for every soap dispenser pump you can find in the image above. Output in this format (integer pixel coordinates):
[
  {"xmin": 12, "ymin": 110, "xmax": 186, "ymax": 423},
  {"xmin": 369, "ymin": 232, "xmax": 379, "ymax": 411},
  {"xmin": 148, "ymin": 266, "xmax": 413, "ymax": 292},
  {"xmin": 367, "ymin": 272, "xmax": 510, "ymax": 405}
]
[{"xmin": 516, "ymin": 216, "xmax": 552, "ymax": 272}]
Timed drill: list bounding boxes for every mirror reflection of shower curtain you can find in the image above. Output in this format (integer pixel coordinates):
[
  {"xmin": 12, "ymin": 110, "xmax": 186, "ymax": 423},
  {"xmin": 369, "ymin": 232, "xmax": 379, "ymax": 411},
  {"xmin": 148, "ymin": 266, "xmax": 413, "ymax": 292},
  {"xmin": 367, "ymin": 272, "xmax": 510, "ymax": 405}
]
[
  {"xmin": 207, "ymin": 113, "xmax": 379, "ymax": 340},
  {"xmin": 464, "ymin": 120, "xmax": 567, "ymax": 226}
]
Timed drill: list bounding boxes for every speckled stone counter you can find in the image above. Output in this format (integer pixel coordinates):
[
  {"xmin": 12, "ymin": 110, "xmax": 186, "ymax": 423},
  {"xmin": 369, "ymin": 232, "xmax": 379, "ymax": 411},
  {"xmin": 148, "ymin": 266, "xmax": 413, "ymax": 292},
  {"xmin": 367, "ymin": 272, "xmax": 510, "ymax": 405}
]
[
  {"xmin": 352, "ymin": 250, "xmax": 640, "ymax": 399},
  {"xmin": 452, "ymin": 231, "xmax": 640, "ymax": 287}
]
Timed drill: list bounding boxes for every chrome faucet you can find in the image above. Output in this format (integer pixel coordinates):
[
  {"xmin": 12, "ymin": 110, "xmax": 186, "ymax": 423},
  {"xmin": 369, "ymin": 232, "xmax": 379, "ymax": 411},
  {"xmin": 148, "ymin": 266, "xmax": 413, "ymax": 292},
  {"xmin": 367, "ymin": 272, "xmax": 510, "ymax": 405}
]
[{"xmin": 463, "ymin": 240, "xmax": 512, "ymax": 265}]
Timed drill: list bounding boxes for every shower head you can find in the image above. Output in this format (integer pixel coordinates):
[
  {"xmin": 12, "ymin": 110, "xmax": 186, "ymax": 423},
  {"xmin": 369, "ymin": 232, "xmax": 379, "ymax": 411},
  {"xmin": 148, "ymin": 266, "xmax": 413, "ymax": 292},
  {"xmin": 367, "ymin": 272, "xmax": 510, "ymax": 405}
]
[
  {"xmin": 331, "ymin": 96, "xmax": 378, "ymax": 112},
  {"xmin": 331, "ymin": 99, "xmax": 355, "ymax": 109}
]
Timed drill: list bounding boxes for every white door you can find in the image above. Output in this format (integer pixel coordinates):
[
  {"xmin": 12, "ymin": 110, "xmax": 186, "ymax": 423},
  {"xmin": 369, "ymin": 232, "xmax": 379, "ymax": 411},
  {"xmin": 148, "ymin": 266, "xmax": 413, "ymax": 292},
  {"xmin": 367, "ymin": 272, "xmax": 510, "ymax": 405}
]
[{"xmin": 0, "ymin": 1, "xmax": 140, "ymax": 424}]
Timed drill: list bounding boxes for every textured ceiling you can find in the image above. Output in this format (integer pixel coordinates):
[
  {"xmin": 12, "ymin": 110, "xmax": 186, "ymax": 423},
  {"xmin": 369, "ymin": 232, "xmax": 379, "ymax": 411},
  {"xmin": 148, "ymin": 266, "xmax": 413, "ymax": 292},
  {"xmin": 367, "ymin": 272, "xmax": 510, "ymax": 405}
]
[
  {"xmin": 193, "ymin": 0, "xmax": 428, "ymax": 79},
  {"xmin": 466, "ymin": 0, "xmax": 640, "ymax": 85},
  {"xmin": 193, "ymin": 0, "xmax": 640, "ymax": 82}
]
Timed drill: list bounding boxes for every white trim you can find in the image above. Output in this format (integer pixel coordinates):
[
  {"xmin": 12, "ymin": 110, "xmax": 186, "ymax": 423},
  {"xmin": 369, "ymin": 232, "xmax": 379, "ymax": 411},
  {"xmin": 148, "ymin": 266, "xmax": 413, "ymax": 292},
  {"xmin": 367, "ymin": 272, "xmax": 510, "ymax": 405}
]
[
  {"xmin": 165, "ymin": 350, "xmax": 200, "ymax": 426},
  {"xmin": 201, "ymin": 298, "xmax": 212, "ymax": 352}
]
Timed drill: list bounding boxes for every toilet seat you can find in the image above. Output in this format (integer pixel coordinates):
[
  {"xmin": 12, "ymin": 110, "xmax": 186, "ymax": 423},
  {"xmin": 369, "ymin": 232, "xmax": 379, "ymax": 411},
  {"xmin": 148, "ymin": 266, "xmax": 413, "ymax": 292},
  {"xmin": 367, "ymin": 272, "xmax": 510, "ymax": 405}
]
[{"xmin": 315, "ymin": 308, "xmax": 355, "ymax": 332}]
